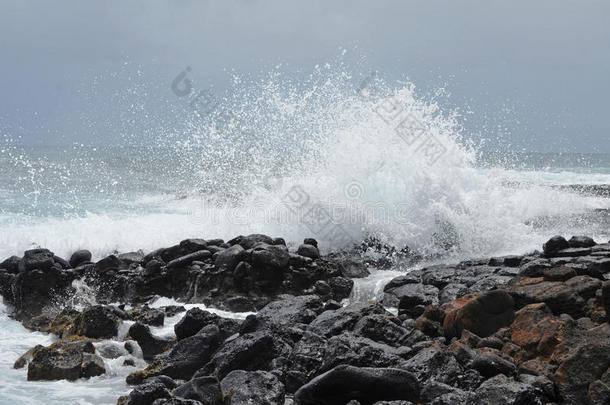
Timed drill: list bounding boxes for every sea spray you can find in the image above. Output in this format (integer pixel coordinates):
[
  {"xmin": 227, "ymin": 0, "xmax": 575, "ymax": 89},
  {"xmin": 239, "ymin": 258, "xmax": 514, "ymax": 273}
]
[{"xmin": 0, "ymin": 63, "xmax": 608, "ymax": 262}]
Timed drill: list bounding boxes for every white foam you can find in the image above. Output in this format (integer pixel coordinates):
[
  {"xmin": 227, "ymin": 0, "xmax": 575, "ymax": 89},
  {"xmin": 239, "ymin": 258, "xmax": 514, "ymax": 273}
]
[
  {"xmin": 350, "ymin": 268, "xmax": 405, "ymax": 303},
  {"xmin": 0, "ymin": 302, "xmax": 134, "ymax": 405},
  {"xmin": 147, "ymin": 297, "xmax": 254, "ymax": 339}
]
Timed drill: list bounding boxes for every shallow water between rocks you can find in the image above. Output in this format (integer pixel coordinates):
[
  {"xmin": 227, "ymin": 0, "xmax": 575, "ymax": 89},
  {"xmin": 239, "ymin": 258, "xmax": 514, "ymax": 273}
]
[{"xmin": 0, "ymin": 264, "xmax": 407, "ymax": 405}]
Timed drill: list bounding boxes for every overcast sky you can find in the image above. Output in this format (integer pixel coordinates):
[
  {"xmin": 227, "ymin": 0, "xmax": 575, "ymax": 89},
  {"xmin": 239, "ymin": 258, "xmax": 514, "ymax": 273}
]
[{"xmin": 1, "ymin": 0, "xmax": 609, "ymax": 152}]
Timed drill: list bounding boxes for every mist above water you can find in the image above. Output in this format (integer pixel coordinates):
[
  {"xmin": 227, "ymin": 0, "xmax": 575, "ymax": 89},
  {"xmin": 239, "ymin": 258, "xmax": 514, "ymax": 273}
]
[{"xmin": 0, "ymin": 63, "xmax": 609, "ymax": 261}]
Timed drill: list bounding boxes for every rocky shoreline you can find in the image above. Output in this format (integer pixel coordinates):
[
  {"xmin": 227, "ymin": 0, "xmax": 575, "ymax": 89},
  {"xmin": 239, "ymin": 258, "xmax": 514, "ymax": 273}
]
[{"xmin": 1, "ymin": 234, "xmax": 610, "ymax": 404}]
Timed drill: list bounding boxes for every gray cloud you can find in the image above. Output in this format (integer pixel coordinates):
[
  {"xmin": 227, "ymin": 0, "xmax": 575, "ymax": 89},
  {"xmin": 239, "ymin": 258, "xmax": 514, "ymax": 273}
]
[{"xmin": 1, "ymin": 0, "xmax": 609, "ymax": 152}]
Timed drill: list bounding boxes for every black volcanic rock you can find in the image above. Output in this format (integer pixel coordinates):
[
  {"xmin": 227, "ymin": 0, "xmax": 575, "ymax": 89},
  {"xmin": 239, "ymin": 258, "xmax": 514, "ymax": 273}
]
[
  {"xmin": 327, "ymin": 276, "xmax": 354, "ymax": 300},
  {"xmin": 153, "ymin": 325, "xmax": 224, "ymax": 380},
  {"xmin": 117, "ymin": 381, "xmax": 171, "ymax": 405},
  {"xmin": 353, "ymin": 314, "xmax": 408, "ymax": 347},
  {"xmin": 294, "ymin": 365, "xmax": 420, "ymax": 405},
  {"xmin": 402, "ymin": 344, "xmax": 463, "ymax": 385},
  {"xmin": 222, "ymin": 295, "xmax": 255, "ymax": 312},
  {"xmin": 297, "ymin": 244, "xmax": 320, "ymax": 259},
  {"xmin": 555, "ymin": 247, "xmax": 593, "ymax": 257},
  {"xmin": 470, "ymin": 348, "xmax": 516, "ymax": 378},
  {"xmin": 11, "ymin": 250, "xmax": 74, "ymax": 318},
  {"xmin": 167, "ymin": 250, "xmax": 211, "ymax": 270},
  {"xmin": 172, "ymin": 376, "xmax": 223, "ymax": 404},
  {"xmin": 251, "ymin": 243, "xmax": 290, "ymax": 271},
  {"xmin": 471, "ymin": 374, "xmax": 544, "ymax": 405},
  {"xmin": 195, "ymin": 329, "xmax": 278, "ymax": 380},
  {"xmin": 255, "ymin": 294, "xmax": 323, "ymax": 331},
  {"xmin": 178, "ymin": 238, "xmax": 208, "ymax": 252},
  {"xmin": 383, "ymin": 282, "xmax": 439, "ymax": 311},
  {"xmin": 340, "ymin": 257, "xmax": 371, "ymax": 278},
  {"xmin": 543, "ymin": 235, "xmax": 570, "ymax": 256},
  {"xmin": 303, "ymin": 238, "xmax": 318, "ymax": 247},
  {"xmin": 127, "ymin": 325, "xmax": 224, "ymax": 384},
  {"xmin": 519, "ymin": 258, "xmax": 552, "ymax": 277},
  {"xmin": 235, "ymin": 233, "xmax": 274, "ymax": 249},
  {"xmin": 569, "ymin": 235, "xmax": 596, "ymax": 248},
  {"xmin": 143, "ymin": 259, "xmax": 163, "ymax": 276},
  {"xmin": 158, "ymin": 239, "xmax": 208, "ymax": 263},
  {"xmin": 174, "ymin": 307, "xmax": 239, "ymax": 340},
  {"xmin": 220, "ymin": 370, "xmax": 285, "ymax": 404},
  {"xmin": 151, "ymin": 398, "xmax": 201, "ymax": 405},
  {"xmin": 214, "ymin": 245, "xmax": 245, "ymax": 272},
  {"xmin": 128, "ymin": 322, "xmax": 173, "ymax": 361},
  {"xmin": 0, "ymin": 255, "xmax": 21, "ymax": 273},
  {"xmin": 71, "ymin": 305, "xmax": 119, "ymax": 339},
  {"xmin": 94, "ymin": 254, "xmax": 122, "ymax": 274},
  {"xmin": 129, "ymin": 306, "xmax": 165, "ymax": 327},
  {"xmin": 543, "ymin": 266, "xmax": 577, "ymax": 281},
  {"xmin": 19, "ymin": 248, "xmax": 56, "ymax": 272},
  {"xmin": 6, "ymin": 234, "xmax": 610, "ymax": 405},
  {"xmin": 26, "ymin": 338, "xmax": 105, "ymax": 381},
  {"xmin": 308, "ymin": 301, "xmax": 389, "ymax": 337}
]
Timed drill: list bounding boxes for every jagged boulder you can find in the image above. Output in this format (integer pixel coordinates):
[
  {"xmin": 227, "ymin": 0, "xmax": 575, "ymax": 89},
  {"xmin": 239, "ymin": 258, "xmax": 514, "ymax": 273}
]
[
  {"xmin": 129, "ymin": 324, "xmax": 223, "ymax": 382},
  {"xmin": 220, "ymin": 370, "xmax": 285, "ymax": 404},
  {"xmin": 0, "ymin": 255, "xmax": 21, "ymax": 273},
  {"xmin": 195, "ymin": 329, "xmax": 279, "ymax": 380},
  {"xmin": 470, "ymin": 348, "xmax": 516, "ymax": 378},
  {"xmin": 308, "ymin": 301, "xmax": 390, "ymax": 337},
  {"xmin": 26, "ymin": 338, "xmax": 105, "ymax": 381},
  {"xmin": 172, "ymin": 376, "xmax": 223, "ymax": 405},
  {"xmin": 471, "ymin": 374, "xmax": 544, "ymax": 404},
  {"xmin": 382, "ymin": 282, "xmax": 439, "ymax": 316},
  {"xmin": 12, "ymin": 249, "xmax": 74, "ymax": 318},
  {"xmin": 118, "ymin": 381, "xmax": 172, "ymax": 405},
  {"xmin": 71, "ymin": 305, "xmax": 119, "ymax": 339},
  {"xmin": 255, "ymin": 294, "xmax": 323, "ymax": 331},
  {"xmin": 128, "ymin": 306, "xmax": 165, "ymax": 327},
  {"xmin": 507, "ymin": 275, "xmax": 601, "ymax": 318}
]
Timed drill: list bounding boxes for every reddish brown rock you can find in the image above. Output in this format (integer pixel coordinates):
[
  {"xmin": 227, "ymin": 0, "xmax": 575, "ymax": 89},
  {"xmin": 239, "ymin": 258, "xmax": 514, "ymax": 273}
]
[
  {"xmin": 443, "ymin": 290, "xmax": 514, "ymax": 340},
  {"xmin": 510, "ymin": 303, "xmax": 550, "ymax": 345},
  {"xmin": 440, "ymin": 293, "xmax": 479, "ymax": 314},
  {"xmin": 518, "ymin": 359, "xmax": 557, "ymax": 379}
]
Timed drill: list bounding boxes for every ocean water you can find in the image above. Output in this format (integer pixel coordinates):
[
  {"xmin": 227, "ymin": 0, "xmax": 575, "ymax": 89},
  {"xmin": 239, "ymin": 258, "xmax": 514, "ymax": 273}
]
[
  {"xmin": 0, "ymin": 298, "xmax": 251, "ymax": 405},
  {"xmin": 1, "ymin": 69, "xmax": 610, "ymax": 404}
]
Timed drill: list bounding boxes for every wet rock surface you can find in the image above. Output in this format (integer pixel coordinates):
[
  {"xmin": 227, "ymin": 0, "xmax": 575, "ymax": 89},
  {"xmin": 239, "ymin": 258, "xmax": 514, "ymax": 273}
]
[
  {"xmin": 294, "ymin": 365, "xmax": 420, "ymax": 405},
  {"xmin": 21, "ymin": 338, "xmax": 105, "ymax": 381},
  {"xmin": 220, "ymin": 370, "xmax": 285, "ymax": 404},
  {"xmin": 2, "ymin": 234, "xmax": 610, "ymax": 404}
]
